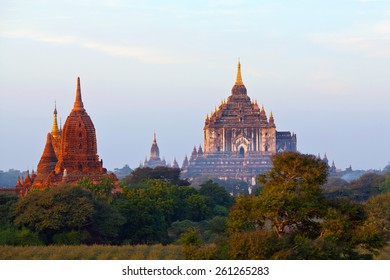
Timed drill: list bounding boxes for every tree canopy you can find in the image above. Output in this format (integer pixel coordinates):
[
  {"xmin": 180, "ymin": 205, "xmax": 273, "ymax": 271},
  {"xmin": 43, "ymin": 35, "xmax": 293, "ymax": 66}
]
[
  {"xmin": 122, "ymin": 166, "xmax": 190, "ymax": 187},
  {"xmin": 226, "ymin": 152, "xmax": 385, "ymax": 259}
]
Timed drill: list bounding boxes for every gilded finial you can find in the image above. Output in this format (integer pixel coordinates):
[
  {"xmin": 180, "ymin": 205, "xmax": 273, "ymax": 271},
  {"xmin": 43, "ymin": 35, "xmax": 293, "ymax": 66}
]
[
  {"xmin": 214, "ymin": 106, "xmax": 217, "ymax": 113},
  {"xmin": 51, "ymin": 102, "xmax": 60, "ymax": 136},
  {"xmin": 206, "ymin": 114, "xmax": 209, "ymax": 121},
  {"xmin": 270, "ymin": 111, "xmax": 273, "ymax": 118},
  {"xmin": 235, "ymin": 59, "xmax": 243, "ymax": 85},
  {"xmin": 261, "ymin": 104, "xmax": 265, "ymax": 111},
  {"xmin": 54, "ymin": 101, "xmax": 57, "ymax": 115}
]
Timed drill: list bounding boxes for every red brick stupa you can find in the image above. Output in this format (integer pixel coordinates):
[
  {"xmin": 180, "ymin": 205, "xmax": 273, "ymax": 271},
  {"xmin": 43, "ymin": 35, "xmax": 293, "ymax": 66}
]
[{"xmin": 31, "ymin": 77, "xmax": 109, "ymax": 188}]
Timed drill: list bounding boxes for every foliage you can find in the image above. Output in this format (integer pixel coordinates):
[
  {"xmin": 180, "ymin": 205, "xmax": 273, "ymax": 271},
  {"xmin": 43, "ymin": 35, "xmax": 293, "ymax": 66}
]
[
  {"xmin": 52, "ymin": 230, "xmax": 89, "ymax": 245},
  {"xmin": 227, "ymin": 195, "xmax": 263, "ymax": 233},
  {"xmin": 379, "ymin": 175, "xmax": 390, "ymax": 193},
  {"xmin": 0, "ymin": 227, "xmax": 43, "ymax": 246},
  {"xmin": 199, "ymin": 180, "xmax": 234, "ymax": 209},
  {"xmin": 0, "ymin": 192, "xmax": 18, "ymax": 227},
  {"xmin": 228, "ymin": 229, "xmax": 282, "ymax": 259},
  {"xmin": 87, "ymin": 199, "xmax": 125, "ymax": 244},
  {"xmin": 122, "ymin": 166, "xmax": 189, "ymax": 187},
  {"xmin": 13, "ymin": 185, "xmax": 124, "ymax": 244},
  {"xmin": 257, "ymin": 152, "xmax": 328, "ymax": 238},
  {"xmin": 77, "ymin": 175, "xmax": 116, "ymax": 202},
  {"xmin": 114, "ymin": 178, "xmax": 232, "ymax": 244},
  {"xmin": 345, "ymin": 173, "xmax": 384, "ymax": 201},
  {"xmin": 190, "ymin": 176, "xmax": 252, "ymax": 195},
  {"xmin": 226, "ymin": 152, "xmax": 385, "ymax": 259},
  {"xmin": 168, "ymin": 220, "xmax": 198, "ymax": 241},
  {"xmin": 324, "ymin": 172, "xmax": 387, "ymax": 201},
  {"xmin": 364, "ymin": 192, "xmax": 390, "ymax": 242},
  {"xmin": 14, "ymin": 185, "xmax": 94, "ymax": 239},
  {"xmin": 325, "ymin": 176, "xmax": 349, "ymax": 188}
]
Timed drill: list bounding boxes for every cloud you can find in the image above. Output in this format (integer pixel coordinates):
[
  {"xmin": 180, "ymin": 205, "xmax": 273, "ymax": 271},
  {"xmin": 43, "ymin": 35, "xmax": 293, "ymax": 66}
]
[
  {"xmin": 310, "ymin": 20, "xmax": 390, "ymax": 58},
  {"xmin": 374, "ymin": 20, "xmax": 390, "ymax": 33},
  {"xmin": 0, "ymin": 28, "xmax": 188, "ymax": 64},
  {"xmin": 0, "ymin": 29, "xmax": 76, "ymax": 44}
]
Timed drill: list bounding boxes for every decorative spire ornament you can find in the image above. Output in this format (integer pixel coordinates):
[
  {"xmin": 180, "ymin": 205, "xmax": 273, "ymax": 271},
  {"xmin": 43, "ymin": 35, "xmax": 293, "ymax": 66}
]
[
  {"xmin": 73, "ymin": 77, "xmax": 85, "ymax": 112},
  {"xmin": 235, "ymin": 59, "xmax": 243, "ymax": 85},
  {"xmin": 51, "ymin": 102, "xmax": 60, "ymax": 136}
]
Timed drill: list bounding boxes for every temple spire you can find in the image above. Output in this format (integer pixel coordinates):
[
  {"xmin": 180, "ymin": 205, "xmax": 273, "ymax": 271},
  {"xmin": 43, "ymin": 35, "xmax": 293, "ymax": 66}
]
[
  {"xmin": 51, "ymin": 102, "xmax": 60, "ymax": 136},
  {"xmin": 73, "ymin": 77, "xmax": 85, "ymax": 112},
  {"xmin": 235, "ymin": 59, "xmax": 243, "ymax": 86}
]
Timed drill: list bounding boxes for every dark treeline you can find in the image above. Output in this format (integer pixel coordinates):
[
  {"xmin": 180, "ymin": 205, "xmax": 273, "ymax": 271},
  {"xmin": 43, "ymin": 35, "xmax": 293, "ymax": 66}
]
[
  {"xmin": 0, "ymin": 168, "xmax": 233, "ymax": 246},
  {"xmin": 0, "ymin": 153, "xmax": 389, "ymax": 259}
]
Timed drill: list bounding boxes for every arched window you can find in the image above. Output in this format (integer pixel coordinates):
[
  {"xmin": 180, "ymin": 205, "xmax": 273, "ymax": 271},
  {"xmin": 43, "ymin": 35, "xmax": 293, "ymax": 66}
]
[
  {"xmin": 265, "ymin": 145, "xmax": 268, "ymax": 152},
  {"xmin": 239, "ymin": 147, "xmax": 245, "ymax": 157}
]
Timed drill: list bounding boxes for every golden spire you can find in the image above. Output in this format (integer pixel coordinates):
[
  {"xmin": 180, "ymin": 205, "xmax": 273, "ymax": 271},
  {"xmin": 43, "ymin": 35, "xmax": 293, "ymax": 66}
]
[
  {"xmin": 235, "ymin": 59, "xmax": 243, "ymax": 85},
  {"xmin": 51, "ymin": 102, "xmax": 60, "ymax": 136},
  {"xmin": 261, "ymin": 104, "xmax": 265, "ymax": 111},
  {"xmin": 214, "ymin": 106, "xmax": 217, "ymax": 113},
  {"xmin": 73, "ymin": 77, "xmax": 85, "ymax": 112},
  {"xmin": 270, "ymin": 111, "xmax": 273, "ymax": 118},
  {"xmin": 206, "ymin": 114, "xmax": 209, "ymax": 121}
]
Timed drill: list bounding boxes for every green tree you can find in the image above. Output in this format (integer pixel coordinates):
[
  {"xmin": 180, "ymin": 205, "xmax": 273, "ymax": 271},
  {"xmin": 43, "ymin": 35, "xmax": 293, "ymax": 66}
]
[
  {"xmin": 122, "ymin": 166, "xmax": 189, "ymax": 187},
  {"xmin": 0, "ymin": 192, "xmax": 18, "ymax": 227},
  {"xmin": 78, "ymin": 175, "xmax": 116, "ymax": 202},
  {"xmin": 185, "ymin": 194, "xmax": 211, "ymax": 222},
  {"xmin": 379, "ymin": 175, "xmax": 390, "ymax": 193},
  {"xmin": 13, "ymin": 185, "xmax": 124, "ymax": 244},
  {"xmin": 257, "ymin": 152, "xmax": 328, "ymax": 237},
  {"xmin": 226, "ymin": 152, "xmax": 384, "ymax": 259},
  {"xmin": 199, "ymin": 180, "xmax": 234, "ymax": 209},
  {"xmin": 14, "ymin": 186, "xmax": 94, "ymax": 242},
  {"xmin": 346, "ymin": 173, "xmax": 384, "ymax": 201},
  {"xmin": 364, "ymin": 192, "xmax": 390, "ymax": 242}
]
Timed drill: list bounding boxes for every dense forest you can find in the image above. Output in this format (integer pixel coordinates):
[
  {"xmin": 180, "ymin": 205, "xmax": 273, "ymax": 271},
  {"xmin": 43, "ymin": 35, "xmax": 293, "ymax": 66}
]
[{"xmin": 0, "ymin": 152, "xmax": 389, "ymax": 259}]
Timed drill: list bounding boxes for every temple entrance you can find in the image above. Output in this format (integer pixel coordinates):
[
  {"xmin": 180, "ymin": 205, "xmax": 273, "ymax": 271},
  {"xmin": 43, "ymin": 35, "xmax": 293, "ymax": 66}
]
[{"xmin": 239, "ymin": 147, "xmax": 245, "ymax": 157}]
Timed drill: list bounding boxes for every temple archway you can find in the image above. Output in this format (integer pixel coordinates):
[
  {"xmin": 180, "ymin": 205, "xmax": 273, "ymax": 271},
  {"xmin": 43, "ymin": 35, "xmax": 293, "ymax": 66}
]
[{"xmin": 239, "ymin": 147, "xmax": 245, "ymax": 157}]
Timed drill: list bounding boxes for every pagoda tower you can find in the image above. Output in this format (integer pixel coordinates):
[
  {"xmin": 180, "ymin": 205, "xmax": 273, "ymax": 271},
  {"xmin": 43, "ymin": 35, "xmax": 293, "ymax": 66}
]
[
  {"xmin": 183, "ymin": 61, "xmax": 297, "ymax": 185},
  {"xmin": 143, "ymin": 132, "xmax": 167, "ymax": 168},
  {"xmin": 54, "ymin": 77, "xmax": 104, "ymax": 179},
  {"xmin": 31, "ymin": 77, "xmax": 108, "ymax": 188}
]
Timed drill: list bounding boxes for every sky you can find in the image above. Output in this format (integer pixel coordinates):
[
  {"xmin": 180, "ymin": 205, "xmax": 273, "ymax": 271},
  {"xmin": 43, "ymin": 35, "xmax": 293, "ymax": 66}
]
[{"xmin": 0, "ymin": 0, "xmax": 389, "ymax": 172}]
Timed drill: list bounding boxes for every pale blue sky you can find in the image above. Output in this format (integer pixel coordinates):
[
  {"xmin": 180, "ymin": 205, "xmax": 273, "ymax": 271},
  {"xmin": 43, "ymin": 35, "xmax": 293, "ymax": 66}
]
[{"xmin": 1, "ymin": 0, "xmax": 389, "ymax": 172}]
